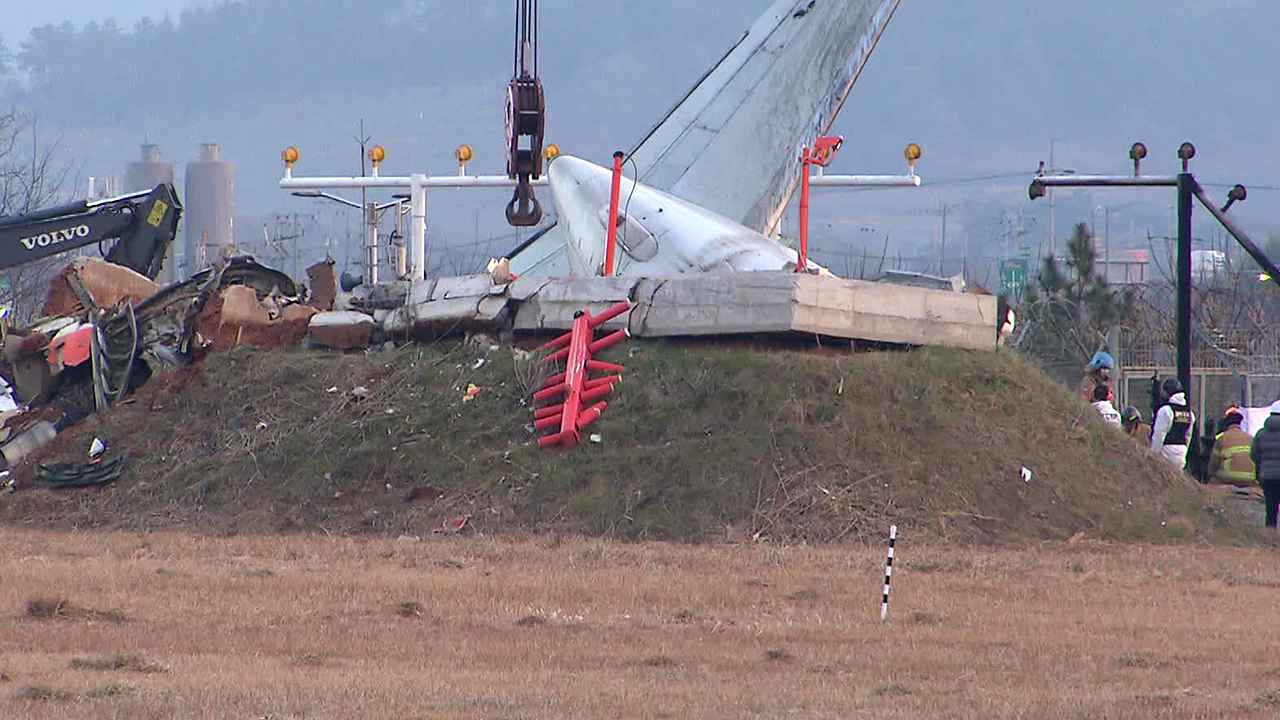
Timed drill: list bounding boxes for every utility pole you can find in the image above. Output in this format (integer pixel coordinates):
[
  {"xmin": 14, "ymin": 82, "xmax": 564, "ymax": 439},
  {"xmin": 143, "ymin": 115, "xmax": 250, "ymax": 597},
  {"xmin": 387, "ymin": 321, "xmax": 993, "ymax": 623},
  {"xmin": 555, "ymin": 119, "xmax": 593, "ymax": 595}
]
[
  {"xmin": 940, "ymin": 204, "xmax": 947, "ymax": 276},
  {"xmin": 1049, "ymin": 140, "xmax": 1056, "ymax": 258}
]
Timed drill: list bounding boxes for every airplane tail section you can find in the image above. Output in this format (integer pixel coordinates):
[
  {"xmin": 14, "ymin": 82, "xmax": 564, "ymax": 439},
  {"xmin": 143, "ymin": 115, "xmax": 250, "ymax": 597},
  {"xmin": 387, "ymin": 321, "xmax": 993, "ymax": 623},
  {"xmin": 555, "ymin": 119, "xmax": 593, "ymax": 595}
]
[{"xmin": 508, "ymin": 0, "xmax": 905, "ymax": 276}]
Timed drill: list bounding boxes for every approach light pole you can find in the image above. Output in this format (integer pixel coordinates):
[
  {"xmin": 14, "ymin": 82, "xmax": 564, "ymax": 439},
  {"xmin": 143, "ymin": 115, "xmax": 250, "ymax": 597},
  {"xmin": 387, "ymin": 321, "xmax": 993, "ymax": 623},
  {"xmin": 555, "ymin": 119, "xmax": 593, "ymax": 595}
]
[
  {"xmin": 1028, "ymin": 142, "xmax": 1279, "ymax": 414},
  {"xmin": 292, "ymin": 148, "xmax": 406, "ymax": 286}
]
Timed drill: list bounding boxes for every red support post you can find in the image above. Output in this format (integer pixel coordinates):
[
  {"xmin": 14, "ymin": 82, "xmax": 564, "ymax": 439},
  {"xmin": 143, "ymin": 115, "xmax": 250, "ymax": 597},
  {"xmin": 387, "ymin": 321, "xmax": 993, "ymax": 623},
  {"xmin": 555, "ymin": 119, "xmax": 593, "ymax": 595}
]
[
  {"xmin": 603, "ymin": 152, "xmax": 626, "ymax": 276},
  {"xmin": 797, "ymin": 146, "xmax": 811, "ymax": 273},
  {"xmin": 795, "ymin": 135, "xmax": 843, "ymax": 274}
]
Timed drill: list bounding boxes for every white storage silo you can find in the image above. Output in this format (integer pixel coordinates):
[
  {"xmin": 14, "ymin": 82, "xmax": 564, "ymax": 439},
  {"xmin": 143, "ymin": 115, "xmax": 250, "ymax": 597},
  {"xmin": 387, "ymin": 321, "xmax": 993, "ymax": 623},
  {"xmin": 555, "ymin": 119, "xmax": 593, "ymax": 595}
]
[
  {"xmin": 124, "ymin": 144, "xmax": 177, "ymax": 281},
  {"xmin": 183, "ymin": 143, "xmax": 234, "ymax": 276}
]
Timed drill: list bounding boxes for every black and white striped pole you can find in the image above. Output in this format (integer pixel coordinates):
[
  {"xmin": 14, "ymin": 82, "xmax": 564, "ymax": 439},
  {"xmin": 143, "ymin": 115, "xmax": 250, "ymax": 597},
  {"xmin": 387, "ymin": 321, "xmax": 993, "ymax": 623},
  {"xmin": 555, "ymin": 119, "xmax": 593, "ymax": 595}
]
[{"xmin": 880, "ymin": 524, "xmax": 896, "ymax": 621}]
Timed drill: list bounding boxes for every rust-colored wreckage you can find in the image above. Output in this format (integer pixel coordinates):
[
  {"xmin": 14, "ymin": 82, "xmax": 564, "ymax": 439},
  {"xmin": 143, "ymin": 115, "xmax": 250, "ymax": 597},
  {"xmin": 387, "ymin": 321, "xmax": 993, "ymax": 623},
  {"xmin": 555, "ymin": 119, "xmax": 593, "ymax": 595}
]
[{"xmin": 0, "ymin": 255, "xmax": 315, "ymax": 475}]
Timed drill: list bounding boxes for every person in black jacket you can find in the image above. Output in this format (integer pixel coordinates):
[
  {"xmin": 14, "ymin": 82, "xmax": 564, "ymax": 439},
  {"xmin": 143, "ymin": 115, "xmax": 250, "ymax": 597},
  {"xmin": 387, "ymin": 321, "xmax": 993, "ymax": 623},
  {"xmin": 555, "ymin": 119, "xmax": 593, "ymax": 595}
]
[{"xmin": 1249, "ymin": 400, "xmax": 1280, "ymax": 528}]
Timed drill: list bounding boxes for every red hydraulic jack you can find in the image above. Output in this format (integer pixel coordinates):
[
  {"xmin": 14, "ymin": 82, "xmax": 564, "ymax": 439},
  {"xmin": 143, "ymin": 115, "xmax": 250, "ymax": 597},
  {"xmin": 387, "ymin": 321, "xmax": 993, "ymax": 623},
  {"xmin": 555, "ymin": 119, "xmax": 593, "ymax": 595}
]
[{"xmin": 532, "ymin": 300, "xmax": 631, "ymax": 448}]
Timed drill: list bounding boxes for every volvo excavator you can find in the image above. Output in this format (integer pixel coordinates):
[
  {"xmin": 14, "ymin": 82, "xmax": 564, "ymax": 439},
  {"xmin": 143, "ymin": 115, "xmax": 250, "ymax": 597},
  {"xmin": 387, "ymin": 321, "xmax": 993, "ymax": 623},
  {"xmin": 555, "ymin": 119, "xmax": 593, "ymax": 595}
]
[{"xmin": 0, "ymin": 183, "xmax": 181, "ymax": 281}]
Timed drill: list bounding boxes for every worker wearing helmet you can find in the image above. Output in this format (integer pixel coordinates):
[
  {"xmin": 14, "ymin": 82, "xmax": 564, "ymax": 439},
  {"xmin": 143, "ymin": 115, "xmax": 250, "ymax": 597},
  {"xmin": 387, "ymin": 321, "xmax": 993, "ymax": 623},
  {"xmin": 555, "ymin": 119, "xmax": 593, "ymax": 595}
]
[
  {"xmin": 1150, "ymin": 378, "xmax": 1195, "ymax": 471},
  {"xmin": 1249, "ymin": 400, "xmax": 1280, "ymax": 528},
  {"xmin": 1207, "ymin": 407, "xmax": 1256, "ymax": 488},
  {"xmin": 1121, "ymin": 405, "xmax": 1152, "ymax": 447},
  {"xmin": 1079, "ymin": 351, "xmax": 1116, "ymax": 409}
]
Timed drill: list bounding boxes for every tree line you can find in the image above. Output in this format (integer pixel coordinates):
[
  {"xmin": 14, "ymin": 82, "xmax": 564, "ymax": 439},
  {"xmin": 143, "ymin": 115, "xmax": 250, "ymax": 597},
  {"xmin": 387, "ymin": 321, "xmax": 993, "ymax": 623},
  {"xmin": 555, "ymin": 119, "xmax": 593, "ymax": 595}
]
[{"xmin": 0, "ymin": 0, "xmax": 732, "ymax": 117}]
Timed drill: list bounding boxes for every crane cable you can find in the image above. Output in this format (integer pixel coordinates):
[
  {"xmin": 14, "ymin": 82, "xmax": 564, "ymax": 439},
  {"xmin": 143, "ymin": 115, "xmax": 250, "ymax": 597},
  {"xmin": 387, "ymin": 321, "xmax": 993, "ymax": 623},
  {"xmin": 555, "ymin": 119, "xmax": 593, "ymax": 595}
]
[{"xmin": 514, "ymin": 0, "xmax": 538, "ymax": 80}]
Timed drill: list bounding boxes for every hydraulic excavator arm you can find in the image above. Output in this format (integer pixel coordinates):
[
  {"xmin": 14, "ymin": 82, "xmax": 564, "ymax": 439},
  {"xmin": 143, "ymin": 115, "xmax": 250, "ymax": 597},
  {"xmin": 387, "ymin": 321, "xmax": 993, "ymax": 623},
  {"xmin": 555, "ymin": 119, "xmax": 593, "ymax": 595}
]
[
  {"xmin": 0, "ymin": 183, "xmax": 181, "ymax": 279},
  {"xmin": 504, "ymin": 0, "xmax": 546, "ymax": 227}
]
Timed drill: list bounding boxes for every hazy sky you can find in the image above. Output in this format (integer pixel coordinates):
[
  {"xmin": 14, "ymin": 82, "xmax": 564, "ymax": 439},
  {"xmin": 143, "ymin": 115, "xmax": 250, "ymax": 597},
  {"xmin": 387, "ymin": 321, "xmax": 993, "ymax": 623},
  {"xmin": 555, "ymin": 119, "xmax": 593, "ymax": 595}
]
[{"xmin": 3, "ymin": 0, "xmax": 196, "ymax": 49}]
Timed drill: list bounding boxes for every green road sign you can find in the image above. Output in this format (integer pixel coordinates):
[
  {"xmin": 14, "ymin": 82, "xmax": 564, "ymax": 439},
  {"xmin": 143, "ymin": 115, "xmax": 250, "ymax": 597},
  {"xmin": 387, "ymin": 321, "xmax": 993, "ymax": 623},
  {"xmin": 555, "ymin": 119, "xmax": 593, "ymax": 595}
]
[{"xmin": 1000, "ymin": 259, "xmax": 1029, "ymax": 299}]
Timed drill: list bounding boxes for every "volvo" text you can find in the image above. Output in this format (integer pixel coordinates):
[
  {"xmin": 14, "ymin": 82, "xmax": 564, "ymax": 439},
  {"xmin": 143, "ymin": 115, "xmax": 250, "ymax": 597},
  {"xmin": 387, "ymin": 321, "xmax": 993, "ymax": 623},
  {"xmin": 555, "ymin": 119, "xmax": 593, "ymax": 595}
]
[{"xmin": 19, "ymin": 224, "xmax": 91, "ymax": 251}]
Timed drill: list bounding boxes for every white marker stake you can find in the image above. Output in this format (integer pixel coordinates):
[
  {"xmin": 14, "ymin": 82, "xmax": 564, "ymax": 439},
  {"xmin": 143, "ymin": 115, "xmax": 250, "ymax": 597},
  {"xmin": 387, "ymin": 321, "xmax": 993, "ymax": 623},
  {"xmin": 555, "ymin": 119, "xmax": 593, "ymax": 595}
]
[{"xmin": 880, "ymin": 524, "xmax": 896, "ymax": 621}]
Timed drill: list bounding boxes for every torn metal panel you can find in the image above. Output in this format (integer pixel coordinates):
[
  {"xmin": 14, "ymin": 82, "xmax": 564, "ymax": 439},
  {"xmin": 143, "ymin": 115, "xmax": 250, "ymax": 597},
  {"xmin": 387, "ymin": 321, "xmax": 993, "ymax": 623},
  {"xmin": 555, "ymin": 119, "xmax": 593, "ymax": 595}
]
[
  {"xmin": 47, "ymin": 324, "xmax": 93, "ymax": 373},
  {"xmin": 406, "ymin": 278, "xmax": 437, "ymax": 306}
]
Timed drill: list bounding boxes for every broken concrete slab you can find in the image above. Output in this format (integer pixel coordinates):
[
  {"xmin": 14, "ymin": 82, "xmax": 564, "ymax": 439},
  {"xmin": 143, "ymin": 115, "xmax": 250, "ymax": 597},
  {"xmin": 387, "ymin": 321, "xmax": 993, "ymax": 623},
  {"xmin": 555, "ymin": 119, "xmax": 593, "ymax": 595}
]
[
  {"xmin": 793, "ymin": 276, "xmax": 997, "ymax": 350},
  {"xmin": 432, "ymin": 274, "xmax": 505, "ymax": 301},
  {"xmin": 511, "ymin": 273, "xmax": 994, "ymax": 350},
  {"xmin": 512, "ymin": 275, "xmax": 641, "ymax": 332},
  {"xmin": 629, "ymin": 273, "xmax": 793, "ymax": 336},
  {"xmin": 308, "ymin": 311, "xmax": 375, "ymax": 350},
  {"xmin": 507, "ymin": 274, "xmax": 554, "ymax": 302},
  {"xmin": 362, "ymin": 271, "xmax": 996, "ymax": 351}
]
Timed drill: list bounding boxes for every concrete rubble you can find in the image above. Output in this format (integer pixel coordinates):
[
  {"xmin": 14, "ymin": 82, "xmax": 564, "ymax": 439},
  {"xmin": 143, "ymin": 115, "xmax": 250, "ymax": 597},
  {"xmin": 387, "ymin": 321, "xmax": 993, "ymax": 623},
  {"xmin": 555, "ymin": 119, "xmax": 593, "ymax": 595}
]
[
  {"xmin": 309, "ymin": 311, "xmax": 375, "ymax": 350},
  {"xmin": 373, "ymin": 271, "xmax": 998, "ymax": 351}
]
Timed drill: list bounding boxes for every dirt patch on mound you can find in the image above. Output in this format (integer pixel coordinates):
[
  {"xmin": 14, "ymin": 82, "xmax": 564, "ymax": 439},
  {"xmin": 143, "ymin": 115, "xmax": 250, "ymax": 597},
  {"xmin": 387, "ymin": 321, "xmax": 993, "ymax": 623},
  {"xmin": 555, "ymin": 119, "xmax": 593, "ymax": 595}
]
[{"xmin": 196, "ymin": 295, "xmax": 312, "ymax": 353}]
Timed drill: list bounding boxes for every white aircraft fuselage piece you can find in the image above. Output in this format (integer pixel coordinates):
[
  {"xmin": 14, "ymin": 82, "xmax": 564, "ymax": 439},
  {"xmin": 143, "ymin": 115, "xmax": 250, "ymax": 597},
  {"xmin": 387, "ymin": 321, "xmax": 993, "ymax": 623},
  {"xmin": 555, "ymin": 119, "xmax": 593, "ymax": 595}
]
[
  {"xmin": 550, "ymin": 155, "xmax": 819, "ymax": 276},
  {"xmin": 507, "ymin": 0, "xmax": 905, "ymax": 277}
]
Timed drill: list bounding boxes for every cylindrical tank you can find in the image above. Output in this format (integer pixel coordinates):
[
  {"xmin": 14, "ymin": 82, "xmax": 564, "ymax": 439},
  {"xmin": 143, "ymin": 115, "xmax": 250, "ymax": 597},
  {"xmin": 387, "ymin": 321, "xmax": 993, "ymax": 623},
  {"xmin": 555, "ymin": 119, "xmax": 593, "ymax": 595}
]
[
  {"xmin": 123, "ymin": 144, "xmax": 174, "ymax": 192},
  {"xmin": 124, "ymin": 144, "xmax": 177, "ymax": 281},
  {"xmin": 183, "ymin": 143, "xmax": 235, "ymax": 276}
]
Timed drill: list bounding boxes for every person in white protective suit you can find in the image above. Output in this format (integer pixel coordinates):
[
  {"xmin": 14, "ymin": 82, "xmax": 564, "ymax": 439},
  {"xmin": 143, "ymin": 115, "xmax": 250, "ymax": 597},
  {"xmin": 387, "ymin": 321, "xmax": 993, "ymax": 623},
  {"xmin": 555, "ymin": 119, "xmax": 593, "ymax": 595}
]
[
  {"xmin": 1151, "ymin": 378, "xmax": 1195, "ymax": 471},
  {"xmin": 1091, "ymin": 383, "xmax": 1122, "ymax": 427}
]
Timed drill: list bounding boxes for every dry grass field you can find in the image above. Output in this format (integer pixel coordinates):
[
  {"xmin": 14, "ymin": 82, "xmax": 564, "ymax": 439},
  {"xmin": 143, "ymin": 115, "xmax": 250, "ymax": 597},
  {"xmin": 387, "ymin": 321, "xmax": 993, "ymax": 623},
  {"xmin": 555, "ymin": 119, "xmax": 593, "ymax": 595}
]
[{"xmin": 3, "ymin": 528, "xmax": 1279, "ymax": 719}]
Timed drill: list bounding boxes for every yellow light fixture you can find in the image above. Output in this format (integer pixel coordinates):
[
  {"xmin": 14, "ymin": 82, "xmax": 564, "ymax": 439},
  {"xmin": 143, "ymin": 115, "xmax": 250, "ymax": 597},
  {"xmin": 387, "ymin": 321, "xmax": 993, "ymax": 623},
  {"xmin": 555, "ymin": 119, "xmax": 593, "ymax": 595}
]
[
  {"xmin": 369, "ymin": 145, "xmax": 386, "ymax": 165},
  {"xmin": 455, "ymin": 144, "xmax": 473, "ymax": 164},
  {"xmin": 903, "ymin": 142, "xmax": 922, "ymax": 163},
  {"xmin": 544, "ymin": 144, "xmax": 561, "ymax": 161},
  {"xmin": 281, "ymin": 146, "xmax": 299, "ymax": 165}
]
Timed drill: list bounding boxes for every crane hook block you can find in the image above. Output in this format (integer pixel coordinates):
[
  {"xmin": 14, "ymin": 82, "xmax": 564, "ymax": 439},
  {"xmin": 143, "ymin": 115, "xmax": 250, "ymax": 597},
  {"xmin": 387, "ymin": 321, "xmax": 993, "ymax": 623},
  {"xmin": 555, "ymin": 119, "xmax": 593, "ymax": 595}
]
[{"xmin": 506, "ymin": 181, "xmax": 543, "ymax": 227}]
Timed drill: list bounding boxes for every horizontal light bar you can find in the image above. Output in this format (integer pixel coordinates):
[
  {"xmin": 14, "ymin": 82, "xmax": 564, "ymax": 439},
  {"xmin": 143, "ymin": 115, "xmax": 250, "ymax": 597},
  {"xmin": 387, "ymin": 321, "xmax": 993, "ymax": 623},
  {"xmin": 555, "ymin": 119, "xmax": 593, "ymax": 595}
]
[
  {"xmin": 1033, "ymin": 175, "xmax": 1179, "ymax": 187},
  {"xmin": 809, "ymin": 174, "xmax": 921, "ymax": 187},
  {"xmin": 279, "ymin": 175, "xmax": 550, "ymax": 190}
]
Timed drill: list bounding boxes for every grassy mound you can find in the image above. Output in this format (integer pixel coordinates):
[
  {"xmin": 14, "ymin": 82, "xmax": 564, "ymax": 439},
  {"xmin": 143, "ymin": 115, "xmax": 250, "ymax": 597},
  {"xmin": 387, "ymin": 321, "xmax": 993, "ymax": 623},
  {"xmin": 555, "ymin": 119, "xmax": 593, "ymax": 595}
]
[{"xmin": 0, "ymin": 338, "xmax": 1250, "ymax": 544}]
